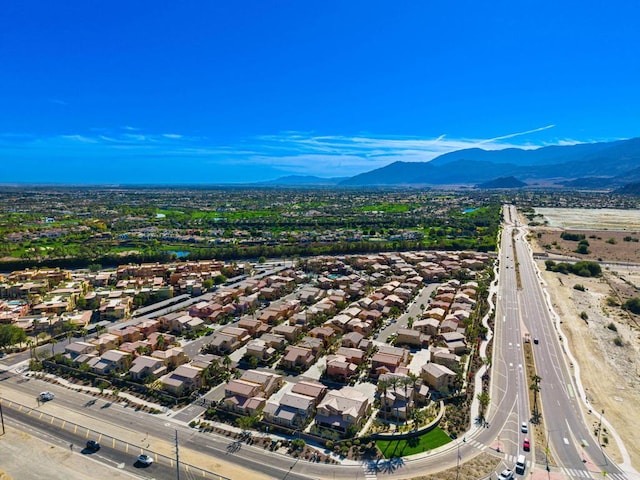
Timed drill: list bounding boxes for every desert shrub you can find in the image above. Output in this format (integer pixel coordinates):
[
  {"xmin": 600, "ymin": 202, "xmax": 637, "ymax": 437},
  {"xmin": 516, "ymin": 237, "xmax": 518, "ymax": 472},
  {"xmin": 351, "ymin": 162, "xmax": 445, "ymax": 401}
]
[
  {"xmin": 607, "ymin": 322, "xmax": 617, "ymax": 332},
  {"xmin": 580, "ymin": 312, "xmax": 588, "ymax": 320},
  {"xmin": 605, "ymin": 238, "xmax": 617, "ymax": 244},
  {"xmin": 574, "ymin": 239, "xmax": 590, "ymax": 254},
  {"xmin": 573, "ymin": 284, "xmax": 585, "ymax": 291},
  {"xmin": 606, "ymin": 297, "xmax": 619, "ymax": 307},
  {"xmin": 622, "ymin": 297, "xmax": 640, "ymax": 314},
  {"xmin": 561, "ymin": 232, "xmax": 585, "ymax": 241},
  {"xmin": 613, "ymin": 336, "xmax": 624, "ymax": 347}
]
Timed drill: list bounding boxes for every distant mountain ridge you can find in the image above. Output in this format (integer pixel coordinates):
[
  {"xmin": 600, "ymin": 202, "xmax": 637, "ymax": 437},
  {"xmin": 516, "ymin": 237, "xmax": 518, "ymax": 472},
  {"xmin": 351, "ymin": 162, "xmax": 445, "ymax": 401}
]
[
  {"xmin": 259, "ymin": 175, "xmax": 347, "ymax": 186},
  {"xmin": 339, "ymin": 137, "xmax": 640, "ymax": 188},
  {"xmin": 477, "ymin": 176, "xmax": 526, "ymax": 189}
]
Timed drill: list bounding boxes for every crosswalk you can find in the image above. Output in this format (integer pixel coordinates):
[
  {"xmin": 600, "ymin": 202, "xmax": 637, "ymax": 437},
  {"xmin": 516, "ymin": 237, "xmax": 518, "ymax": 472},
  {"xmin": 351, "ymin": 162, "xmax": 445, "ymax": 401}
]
[
  {"xmin": 465, "ymin": 437, "xmax": 631, "ymax": 480},
  {"xmin": 363, "ymin": 464, "xmax": 377, "ymax": 479},
  {"xmin": 361, "ymin": 438, "xmax": 629, "ymax": 480},
  {"xmin": 561, "ymin": 468, "xmax": 628, "ymax": 480}
]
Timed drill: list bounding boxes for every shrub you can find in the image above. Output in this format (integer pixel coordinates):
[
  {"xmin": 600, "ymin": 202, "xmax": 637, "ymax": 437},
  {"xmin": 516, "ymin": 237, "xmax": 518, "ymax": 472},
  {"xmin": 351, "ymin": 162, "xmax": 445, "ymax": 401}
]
[
  {"xmin": 606, "ymin": 297, "xmax": 619, "ymax": 307},
  {"xmin": 607, "ymin": 322, "xmax": 617, "ymax": 332},
  {"xmin": 613, "ymin": 336, "xmax": 624, "ymax": 347},
  {"xmin": 575, "ymin": 243, "xmax": 590, "ymax": 254},
  {"xmin": 561, "ymin": 232, "xmax": 586, "ymax": 241},
  {"xmin": 622, "ymin": 297, "xmax": 640, "ymax": 314},
  {"xmin": 573, "ymin": 284, "xmax": 585, "ymax": 291},
  {"xmin": 580, "ymin": 312, "xmax": 589, "ymax": 320},
  {"xmin": 605, "ymin": 238, "xmax": 617, "ymax": 244}
]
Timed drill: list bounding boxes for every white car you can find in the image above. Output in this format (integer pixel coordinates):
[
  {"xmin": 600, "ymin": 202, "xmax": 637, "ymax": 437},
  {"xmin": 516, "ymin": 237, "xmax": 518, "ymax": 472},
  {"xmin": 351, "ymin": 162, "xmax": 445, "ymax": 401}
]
[
  {"xmin": 39, "ymin": 391, "xmax": 55, "ymax": 401},
  {"xmin": 521, "ymin": 422, "xmax": 528, "ymax": 433},
  {"xmin": 136, "ymin": 454, "xmax": 153, "ymax": 466},
  {"xmin": 498, "ymin": 469, "xmax": 514, "ymax": 480}
]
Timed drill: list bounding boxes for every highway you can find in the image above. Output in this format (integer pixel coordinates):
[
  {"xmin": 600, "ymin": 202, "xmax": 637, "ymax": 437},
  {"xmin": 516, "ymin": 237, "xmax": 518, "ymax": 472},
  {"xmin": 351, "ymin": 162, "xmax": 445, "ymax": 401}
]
[{"xmin": 504, "ymin": 204, "xmax": 631, "ymax": 480}]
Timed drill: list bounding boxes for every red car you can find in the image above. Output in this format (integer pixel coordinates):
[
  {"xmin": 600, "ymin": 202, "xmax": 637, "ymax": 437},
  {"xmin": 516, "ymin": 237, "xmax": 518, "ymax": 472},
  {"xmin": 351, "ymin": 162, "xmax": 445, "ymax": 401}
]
[{"xmin": 523, "ymin": 438, "xmax": 531, "ymax": 451}]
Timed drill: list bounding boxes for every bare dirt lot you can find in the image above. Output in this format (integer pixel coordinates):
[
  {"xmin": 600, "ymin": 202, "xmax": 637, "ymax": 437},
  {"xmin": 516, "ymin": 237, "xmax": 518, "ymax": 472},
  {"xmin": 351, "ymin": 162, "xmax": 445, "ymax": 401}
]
[{"xmin": 526, "ymin": 212, "xmax": 640, "ymax": 472}]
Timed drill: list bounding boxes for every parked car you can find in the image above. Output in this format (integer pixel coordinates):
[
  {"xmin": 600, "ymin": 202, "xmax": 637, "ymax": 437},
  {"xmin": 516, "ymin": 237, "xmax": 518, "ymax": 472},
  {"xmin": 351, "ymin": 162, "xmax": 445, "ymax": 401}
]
[
  {"xmin": 86, "ymin": 440, "xmax": 100, "ymax": 451},
  {"xmin": 521, "ymin": 422, "xmax": 528, "ymax": 433},
  {"xmin": 39, "ymin": 391, "xmax": 55, "ymax": 401},
  {"xmin": 136, "ymin": 454, "xmax": 153, "ymax": 466},
  {"xmin": 498, "ymin": 469, "xmax": 514, "ymax": 480},
  {"xmin": 523, "ymin": 437, "xmax": 531, "ymax": 451},
  {"xmin": 533, "ymin": 337, "xmax": 539, "ymax": 344}
]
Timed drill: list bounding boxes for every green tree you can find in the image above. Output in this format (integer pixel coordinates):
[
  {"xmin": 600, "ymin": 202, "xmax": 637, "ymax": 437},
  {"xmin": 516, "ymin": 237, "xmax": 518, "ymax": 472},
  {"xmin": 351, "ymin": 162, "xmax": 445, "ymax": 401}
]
[
  {"xmin": 477, "ymin": 391, "xmax": 490, "ymax": 421},
  {"xmin": 0, "ymin": 324, "xmax": 27, "ymax": 352}
]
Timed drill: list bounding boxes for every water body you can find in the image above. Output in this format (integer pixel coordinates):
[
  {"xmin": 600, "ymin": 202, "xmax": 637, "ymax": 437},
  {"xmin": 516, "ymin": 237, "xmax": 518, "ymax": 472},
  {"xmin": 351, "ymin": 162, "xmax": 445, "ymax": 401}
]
[{"xmin": 168, "ymin": 250, "xmax": 190, "ymax": 258}]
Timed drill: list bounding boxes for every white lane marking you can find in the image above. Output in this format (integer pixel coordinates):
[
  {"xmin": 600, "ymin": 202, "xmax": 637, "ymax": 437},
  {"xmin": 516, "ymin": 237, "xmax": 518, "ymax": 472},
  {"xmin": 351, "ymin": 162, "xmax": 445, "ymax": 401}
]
[{"xmin": 563, "ymin": 437, "xmax": 569, "ymax": 445}]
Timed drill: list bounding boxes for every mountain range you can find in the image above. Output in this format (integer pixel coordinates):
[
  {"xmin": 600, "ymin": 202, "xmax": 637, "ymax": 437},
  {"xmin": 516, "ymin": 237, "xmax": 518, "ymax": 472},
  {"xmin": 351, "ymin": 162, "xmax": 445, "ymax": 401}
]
[
  {"xmin": 269, "ymin": 137, "xmax": 640, "ymax": 189},
  {"xmin": 340, "ymin": 137, "xmax": 640, "ymax": 187}
]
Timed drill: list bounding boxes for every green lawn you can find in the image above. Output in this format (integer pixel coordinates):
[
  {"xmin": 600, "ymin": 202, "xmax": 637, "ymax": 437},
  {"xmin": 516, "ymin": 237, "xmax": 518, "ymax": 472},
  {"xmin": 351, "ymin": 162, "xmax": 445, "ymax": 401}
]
[{"xmin": 376, "ymin": 427, "xmax": 452, "ymax": 458}]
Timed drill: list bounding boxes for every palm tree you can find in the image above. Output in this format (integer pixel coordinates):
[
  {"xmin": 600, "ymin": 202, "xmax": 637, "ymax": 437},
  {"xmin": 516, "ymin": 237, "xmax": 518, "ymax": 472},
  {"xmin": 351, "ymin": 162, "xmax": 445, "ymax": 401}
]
[
  {"xmin": 222, "ymin": 355, "xmax": 232, "ymax": 379},
  {"xmin": 155, "ymin": 333, "xmax": 166, "ymax": 351},
  {"xmin": 378, "ymin": 379, "xmax": 390, "ymax": 421},
  {"xmin": 530, "ymin": 374, "xmax": 542, "ymax": 423},
  {"xmin": 26, "ymin": 338, "xmax": 34, "ymax": 360},
  {"xmin": 50, "ymin": 337, "xmax": 58, "ymax": 357}
]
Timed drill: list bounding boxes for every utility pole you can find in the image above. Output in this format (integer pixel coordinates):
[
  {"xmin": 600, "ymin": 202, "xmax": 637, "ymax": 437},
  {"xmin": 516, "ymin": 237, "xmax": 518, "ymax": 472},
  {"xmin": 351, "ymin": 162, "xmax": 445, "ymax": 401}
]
[
  {"xmin": 175, "ymin": 430, "xmax": 180, "ymax": 480},
  {"xmin": 0, "ymin": 398, "xmax": 5, "ymax": 435}
]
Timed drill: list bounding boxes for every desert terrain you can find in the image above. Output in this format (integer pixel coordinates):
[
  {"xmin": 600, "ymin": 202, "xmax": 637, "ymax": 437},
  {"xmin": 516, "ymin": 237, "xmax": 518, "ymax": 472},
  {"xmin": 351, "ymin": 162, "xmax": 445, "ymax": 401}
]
[{"xmin": 528, "ymin": 208, "xmax": 640, "ymax": 472}]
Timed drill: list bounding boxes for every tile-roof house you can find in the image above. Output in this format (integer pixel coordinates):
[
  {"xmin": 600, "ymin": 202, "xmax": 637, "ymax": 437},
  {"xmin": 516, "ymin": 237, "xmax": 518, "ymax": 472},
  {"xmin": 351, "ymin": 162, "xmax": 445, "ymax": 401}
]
[
  {"xmin": 160, "ymin": 364, "xmax": 203, "ymax": 395},
  {"xmin": 308, "ymin": 326, "xmax": 336, "ymax": 346},
  {"xmin": 315, "ymin": 387, "xmax": 370, "ymax": 433},
  {"xmin": 91, "ymin": 349, "xmax": 132, "ymax": 375},
  {"xmin": 431, "ymin": 347, "xmax": 461, "ymax": 371},
  {"xmin": 335, "ymin": 346, "xmax": 365, "ymax": 365},
  {"xmin": 90, "ymin": 333, "xmax": 120, "ymax": 354},
  {"xmin": 259, "ymin": 333, "xmax": 287, "ymax": 350},
  {"xmin": 341, "ymin": 331, "xmax": 364, "ymax": 348},
  {"xmin": 272, "ymin": 324, "xmax": 299, "ymax": 343},
  {"xmin": 440, "ymin": 331, "xmax": 468, "ymax": 354},
  {"xmin": 129, "ymin": 355, "xmax": 167, "ymax": 381},
  {"xmin": 65, "ymin": 341, "xmax": 97, "ymax": 359},
  {"xmin": 239, "ymin": 369, "xmax": 283, "ymax": 397},
  {"xmin": 291, "ymin": 380, "xmax": 327, "ymax": 404},
  {"xmin": 326, "ymin": 355, "xmax": 358, "ymax": 382},
  {"xmin": 421, "ymin": 362, "xmax": 456, "ymax": 393},
  {"xmin": 281, "ymin": 345, "xmax": 315, "ymax": 371},
  {"xmin": 414, "ymin": 317, "xmax": 440, "ymax": 336},
  {"xmin": 395, "ymin": 328, "xmax": 429, "ymax": 348},
  {"xmin": 263, "ymin": 392, "xmax": 315, "ymax": 427},
  {"xmin": 245, "ymin": 339, "xmax": 275, "ymax": 361},
  {"xmin": 298, "ymin": 336, "xmax": 324, "ymax": 355},
  {"xmin": 151, "ymin": 346, "xmax": 189, "ymax": 368}
]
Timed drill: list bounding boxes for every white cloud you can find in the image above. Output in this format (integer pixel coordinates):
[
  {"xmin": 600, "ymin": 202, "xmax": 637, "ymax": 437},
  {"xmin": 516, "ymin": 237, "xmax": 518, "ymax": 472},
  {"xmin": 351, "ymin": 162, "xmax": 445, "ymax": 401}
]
[{"xmin": 4, "ymin": 125, "xmax": 614, "ymax": 179}]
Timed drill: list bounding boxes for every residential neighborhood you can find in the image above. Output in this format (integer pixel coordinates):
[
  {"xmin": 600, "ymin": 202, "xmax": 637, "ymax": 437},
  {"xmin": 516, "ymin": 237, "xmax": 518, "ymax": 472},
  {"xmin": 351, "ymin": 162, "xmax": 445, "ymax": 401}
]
[{"xmin": 0, "ymin": 248, "xmax": 491, "ymax": 440}]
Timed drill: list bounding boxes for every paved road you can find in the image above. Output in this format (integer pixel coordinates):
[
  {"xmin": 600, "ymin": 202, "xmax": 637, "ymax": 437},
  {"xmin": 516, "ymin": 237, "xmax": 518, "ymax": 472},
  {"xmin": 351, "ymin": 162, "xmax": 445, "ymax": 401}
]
[{"xmin": 505, "ymin": 204, "xmax": 632, "ymax": 480}]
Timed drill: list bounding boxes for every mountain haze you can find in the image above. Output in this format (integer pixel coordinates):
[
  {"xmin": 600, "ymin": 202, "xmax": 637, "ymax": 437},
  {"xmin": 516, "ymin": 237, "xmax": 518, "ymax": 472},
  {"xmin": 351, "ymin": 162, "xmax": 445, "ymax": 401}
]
[{"xmin": 339, "ymin": 137, "xmax": 640, "ymax": 187}]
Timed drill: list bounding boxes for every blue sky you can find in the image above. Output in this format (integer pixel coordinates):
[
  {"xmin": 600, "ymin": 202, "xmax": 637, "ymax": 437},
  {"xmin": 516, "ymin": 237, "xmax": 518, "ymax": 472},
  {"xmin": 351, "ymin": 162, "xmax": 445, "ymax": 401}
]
[{"xmin": 1, "ymin": 1, "xmax": 639, "ymax": 184}]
